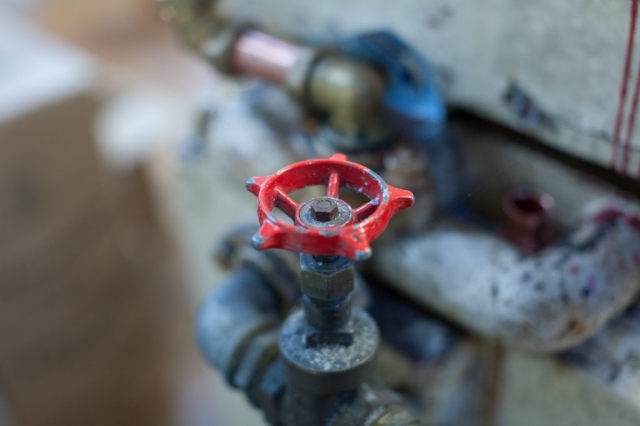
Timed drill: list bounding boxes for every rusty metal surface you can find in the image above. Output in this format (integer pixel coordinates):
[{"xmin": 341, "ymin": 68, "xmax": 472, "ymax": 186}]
[{"xmin": 500, "ymin": 186, "xmax": 555, "ymax": 253}]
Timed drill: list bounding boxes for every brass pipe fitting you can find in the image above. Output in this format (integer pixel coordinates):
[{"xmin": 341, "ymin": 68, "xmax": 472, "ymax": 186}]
[
  {"xmin": 226, "ymin": 36, "xmax": 389, "ymax": 145},
  {"xmin": 161, "ymin": 0, "xmax": 391, "ymax": 149},
  {"xmin": 306, "ymin": 54, "xmax": 387, "ymax": 140}
]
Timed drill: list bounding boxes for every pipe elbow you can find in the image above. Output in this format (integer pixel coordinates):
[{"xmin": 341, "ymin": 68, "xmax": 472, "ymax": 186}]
[
  {"xmin": 373, "ymin": 199, "xmax": 640, "ymax": 351},
  {"xmin": 197, "ymin": 266, "xmax": 281, "ymax": 378},
  {"xmin": 308, "ymin": 55, "xmax": 386, "ymax": 136}
]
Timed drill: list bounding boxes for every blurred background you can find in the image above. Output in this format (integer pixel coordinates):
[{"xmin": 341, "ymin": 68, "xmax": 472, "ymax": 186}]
[{"xmin": 0, "ymin": 1, "xmax": 263, "ymax": 425}]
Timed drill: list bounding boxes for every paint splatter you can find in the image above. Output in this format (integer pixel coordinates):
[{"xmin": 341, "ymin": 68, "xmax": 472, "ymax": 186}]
[
  {"xmin": 504, "ymin": 83, "xmax": 556, "ymax": 129},
  {"xmin": 584, "ymin": 275, "xmax": 597, "ymax": 295},
  {"xmin": 569, "ymin": 264, "xmax": 580, "ymax": 275},
  {"xmin": 592, "ymin": 208, "xmax": 623, "ymax": 224},
  {"xmin": 627, "ymin": 215, "xmax": 640, "ymax": 231}
]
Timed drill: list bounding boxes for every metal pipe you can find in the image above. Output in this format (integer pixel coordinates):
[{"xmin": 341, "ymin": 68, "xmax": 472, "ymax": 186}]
[
  {"xmin": 372, "ymin": 198, "xmax": 640, "ymax": 351},
  {"xmin": 197, "ymin": 266, "xmax": 281, "ymax": 379},
  {"xmin": 308, "ymin": 54, "xmax": 388, "ymax": 140},
  {"xmin": 162, "ymin": 0, "xmax": 391, "ymax": 151},
  {"xmin": 303, "ymin": 295, "xmax": 352, "ymax": 333},
  {"xmin": 231, "ymin": 30, "xmax": 303, "ymax": 84},
  {"xmin": 501, "ymin": 186, "xmax": 555, "ymax": 253}
]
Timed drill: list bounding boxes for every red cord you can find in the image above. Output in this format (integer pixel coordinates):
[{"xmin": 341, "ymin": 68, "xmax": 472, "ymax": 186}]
[
  {"xmin": 622, "ymin": 56, "xmax": 640, "ymax": 175},
  {"xmin": 612, "ymin": 0, "xmax": 638, "ymax": 171}
]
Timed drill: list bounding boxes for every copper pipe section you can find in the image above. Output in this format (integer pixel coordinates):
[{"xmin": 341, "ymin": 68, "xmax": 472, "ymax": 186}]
[
  {"xmin": 502, "ymin": 186, "xmax": 555, "ymax": 253},
  {"xmin": 231, "ymin": 30, "xmax": 302, "ymax": 84}
]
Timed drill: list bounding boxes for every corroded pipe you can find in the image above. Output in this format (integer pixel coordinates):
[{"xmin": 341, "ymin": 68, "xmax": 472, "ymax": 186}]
[
  {"xmin": 198, "ymin": 261, "xmax": 422, "ymax": 425},
  {"xmin": 372, "ymin": 198, "xmax": 640, "ymax": 351},
  {"xmin": 501, "ymin": 186, "xmax": 555, "ymax": 253},
  {"xmin": 197, "ymin": 266, "xmax": 281, "ymax": 378}
]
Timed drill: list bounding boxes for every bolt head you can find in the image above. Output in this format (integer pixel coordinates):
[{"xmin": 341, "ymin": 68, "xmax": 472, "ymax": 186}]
[
  {"xmin": 300, "ymin": 255, "xmax": 354, "ymax": 300},
  {"xmin": 297, "ymin": 197, "xmax": 352, "ymax": 229},
  {"xmin": 310, "ymin": 198, "xmax": 340, "ymax": 222}
]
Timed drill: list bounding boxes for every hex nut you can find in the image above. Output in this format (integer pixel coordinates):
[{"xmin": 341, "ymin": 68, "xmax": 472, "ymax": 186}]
[
  {"xmin": 310, "ymin": 198, "xmax": 339, "ymax": 222},
  {"xmin": 298, "ymin": 197, "xmax": 352, "ymax": 228},
  {"xmin": 300, "ymin": 255, "xmax": 354, "ymax": 301}
]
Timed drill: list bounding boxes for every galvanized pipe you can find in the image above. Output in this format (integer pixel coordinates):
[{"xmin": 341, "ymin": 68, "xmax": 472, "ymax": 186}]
[
  {"xmin": 197, "ymin": 266, "xmax": 281, "ymax": 378},
  {"xmin": 197, "ymin": 260, "xmax": 420, "ymax": 425}
]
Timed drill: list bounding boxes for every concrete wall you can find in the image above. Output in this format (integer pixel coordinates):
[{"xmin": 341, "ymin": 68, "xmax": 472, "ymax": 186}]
[{"xmin": 222, "ymin": 0, "xmax": 640, "ymax": 178}]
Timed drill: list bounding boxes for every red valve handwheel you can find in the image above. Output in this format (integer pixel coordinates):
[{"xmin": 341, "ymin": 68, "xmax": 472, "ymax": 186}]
[{"xmin": 246, "ymin": 153, "xmax": 415, "ymax": 260}]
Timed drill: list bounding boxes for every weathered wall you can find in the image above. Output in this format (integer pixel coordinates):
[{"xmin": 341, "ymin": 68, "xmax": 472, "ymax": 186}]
[{"xmin": 222, "ymin": 0, "xmax": 640, "ymax": 178}]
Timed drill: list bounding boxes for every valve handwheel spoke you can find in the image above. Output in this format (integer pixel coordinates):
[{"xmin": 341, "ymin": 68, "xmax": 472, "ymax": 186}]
[
  {"xmin": 353, "ymin": 201, "xmax": 378, "ymax": 222},
  {"xmin": 246, "ymin": 153, "xmax": 414, "ymax": 260},
  {"xmin": 326, "ymin": 171, "xmax": 341, "ymax": 198},
  {"xmin": 275, "ymin": 188, "xmax": 298, "ymax": 219}
]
